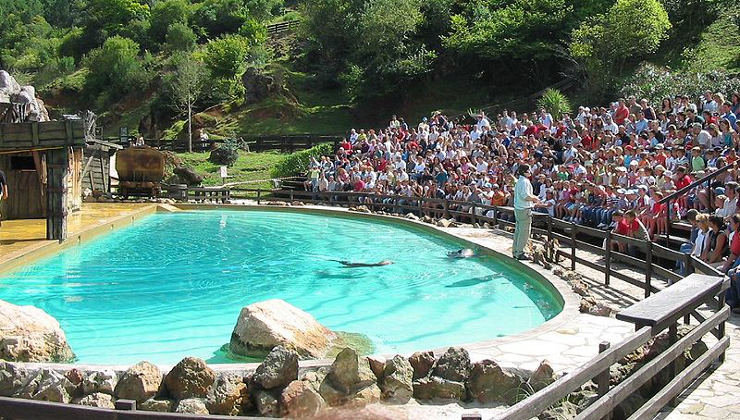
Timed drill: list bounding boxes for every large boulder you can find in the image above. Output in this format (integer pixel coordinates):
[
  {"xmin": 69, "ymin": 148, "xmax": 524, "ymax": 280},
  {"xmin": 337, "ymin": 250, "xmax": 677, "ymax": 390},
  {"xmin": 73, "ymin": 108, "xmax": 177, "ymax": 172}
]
[
  {"xmin": 73, "ymin": 392, "xmax": 115, "ymax": 409},
  {"xmin": 412, "ymin": 376, "xmax": 465, "ymax": 401},
  {"xmin": 325, "ymin": 348, "xmax": 376, "ymax": 395},
  {"xmin": 408, "ymin": 351, "xmax": 435, "ymax": 380},
  {"xmin": 253, "ymin": 346, "xmax": 299, "ymax": 390},
  {"xmin": 230, "ymin": 299, "xmax": 338, "ymax": 359},
  {"xmin": 380, "ymin": 355, "xmax": 413, "ymax": 403},
  {"xmin": 0, "ymin": 300, "xmax": 75, "ymax": 363},
  {"xmin": 432, "ymin": 347, "xmax": 472, "ymax": 382},
  {"xmin": 115, "ymin": 361, "xmax": 163, "ymax": 403},
  {"xmin": 466, "ymin": 359, "xmax": 528, "ymax": 405},
  {"xmin": 529, "ymin": 360, "xmax": 555, "ymax": 392},
  {"xmin": 164, "ymin": 357, "xmax": 215, "ymax": 400},
  {"xmin": 206, "ymin": 374, "xmax": 246, "ymax": 416},
  {"xmin": 281, "ymin": 380, "xmax": 326, "ymax": 418}
]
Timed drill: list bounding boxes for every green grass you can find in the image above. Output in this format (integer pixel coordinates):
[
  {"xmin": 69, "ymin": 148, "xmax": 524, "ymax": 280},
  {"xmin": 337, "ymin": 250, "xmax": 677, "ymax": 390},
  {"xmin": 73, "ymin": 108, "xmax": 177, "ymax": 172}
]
[
  {"xmin": 177, "ymin": 151, "xmax": 286, "ymax": 194},
  {"xmin": 682, "ymin": 12, "xmax": 740, "ymax": 72}
]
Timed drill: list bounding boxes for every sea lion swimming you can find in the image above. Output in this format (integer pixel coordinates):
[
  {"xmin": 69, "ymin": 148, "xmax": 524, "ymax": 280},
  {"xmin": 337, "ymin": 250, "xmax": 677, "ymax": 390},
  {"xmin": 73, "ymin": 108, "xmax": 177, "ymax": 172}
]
[
  {"xmin": 330, "ymin": 259, "xmax": 393, "ymax": 268},
  {"xmin": 447, "ymin": 248, "xmax": 475, "ymax": 258}
]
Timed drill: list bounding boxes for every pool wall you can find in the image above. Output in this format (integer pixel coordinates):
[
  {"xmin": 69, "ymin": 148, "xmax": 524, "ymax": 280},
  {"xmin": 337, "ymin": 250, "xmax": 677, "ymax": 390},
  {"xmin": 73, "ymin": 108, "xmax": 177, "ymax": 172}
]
[{"xmin": 0, "ymin": 202, "xmax": 579, "ymax": 374}]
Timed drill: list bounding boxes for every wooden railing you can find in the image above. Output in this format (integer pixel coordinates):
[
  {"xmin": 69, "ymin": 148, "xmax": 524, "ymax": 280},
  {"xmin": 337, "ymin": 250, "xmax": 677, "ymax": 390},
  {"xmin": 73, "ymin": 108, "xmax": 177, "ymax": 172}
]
[
  {"xmin": 496, "ymin": 274, "xmax": 729, "ymax": 420},
  {"xmin": 109, "ymin": 135, "xmax": 341, "ymax": 153},
  {"xmin": 266, "ymin": 20, "xmax": 299, "ymax": 38},
  {"xmin": 243, "ymin": 188, "xmax": 722, "ymax": 297}
]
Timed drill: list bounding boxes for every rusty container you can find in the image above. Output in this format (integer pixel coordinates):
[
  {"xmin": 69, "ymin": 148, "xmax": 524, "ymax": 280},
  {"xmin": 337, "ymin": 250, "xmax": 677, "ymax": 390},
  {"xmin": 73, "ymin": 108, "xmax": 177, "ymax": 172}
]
[{"xmin": 116, "ymin": 146, "xmax": 165, "ymax": 183}]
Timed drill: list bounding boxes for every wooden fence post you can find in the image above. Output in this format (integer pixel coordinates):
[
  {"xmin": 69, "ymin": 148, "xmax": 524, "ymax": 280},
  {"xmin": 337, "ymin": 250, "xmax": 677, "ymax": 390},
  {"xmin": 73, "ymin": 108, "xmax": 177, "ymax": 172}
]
[
  {"xmin": 256, "ymin": 189, "xmax": 261, "ymax": 204},
  {"xmin": 570, "ymin": 225, "xmax": 577, "ymax": 271},
  {"xmin": 443, "ymin": 200, "xmax": 450, "ymax": 219},
  {"xmin": 605, "ymin": 231, "xmax": 612, "ymax": 286},
  {"xmin": 645, "ymin": 241, "xmax": 653, "ymax": 298},
  {"xmin": 546, "ymin": 215, "xmax": 552, "ymax": 242}
]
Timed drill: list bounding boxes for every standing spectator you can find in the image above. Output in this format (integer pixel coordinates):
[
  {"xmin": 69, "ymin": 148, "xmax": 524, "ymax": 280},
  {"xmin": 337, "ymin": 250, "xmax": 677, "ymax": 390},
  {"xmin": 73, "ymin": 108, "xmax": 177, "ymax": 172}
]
[{"xmin": 513, "ymin": 164, "xmax": 540, "ymax": 260}]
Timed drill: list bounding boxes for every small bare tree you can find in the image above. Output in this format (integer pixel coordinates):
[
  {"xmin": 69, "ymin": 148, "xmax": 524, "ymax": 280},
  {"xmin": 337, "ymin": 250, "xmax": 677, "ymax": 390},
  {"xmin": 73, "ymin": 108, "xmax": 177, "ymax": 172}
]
[{"xmin": 167, "ymin": 53, "xmax": 206, "ymax": 153}]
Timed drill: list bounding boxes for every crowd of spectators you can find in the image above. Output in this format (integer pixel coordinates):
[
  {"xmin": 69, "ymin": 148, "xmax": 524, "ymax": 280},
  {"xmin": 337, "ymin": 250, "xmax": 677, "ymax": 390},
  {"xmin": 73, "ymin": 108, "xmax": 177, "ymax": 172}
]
[{"xmin": 304, "ymin": 93, "xmax": 740, "ymax": 312}]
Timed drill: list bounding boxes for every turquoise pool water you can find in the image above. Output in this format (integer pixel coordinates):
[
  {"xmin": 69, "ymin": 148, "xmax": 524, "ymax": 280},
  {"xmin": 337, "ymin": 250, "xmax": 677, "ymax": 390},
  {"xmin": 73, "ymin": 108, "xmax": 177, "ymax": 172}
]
[{"xmin": 0, "ymin": 210, "xmax": 561, "ymax": 365}]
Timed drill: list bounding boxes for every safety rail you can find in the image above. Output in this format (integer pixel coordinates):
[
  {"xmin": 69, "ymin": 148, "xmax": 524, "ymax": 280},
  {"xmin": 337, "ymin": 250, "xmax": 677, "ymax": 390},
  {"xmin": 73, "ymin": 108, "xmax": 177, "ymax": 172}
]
[
  {"xmin": 266, "ymin": 20, "xmax": 299, "ymax": 37},
  {"xmin": 495, "ymin": 274, "xmax": 729, "ymax": 420},
  {"xmin": 242, "ymin": 188, "xmax": 722, "ymax": 297}
]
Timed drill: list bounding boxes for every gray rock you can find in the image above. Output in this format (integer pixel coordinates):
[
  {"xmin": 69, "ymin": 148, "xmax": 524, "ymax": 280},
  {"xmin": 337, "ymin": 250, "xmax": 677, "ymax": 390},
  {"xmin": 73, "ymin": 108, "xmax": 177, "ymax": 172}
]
[
  {"xmin": 82, "ymin": 369, "xmax": 117, "ymax": 395},
  {"xmin": 281, "ymin": 380, "xmax": 325, "ymax": 418},
  {"xmin": 326, "ymin": 348, "xmax": 376, "ymax": 394},
  {"xmin": 348, "ymin": 383, "xmax": 380, "ymax": 407},
  {"xmin": 432, "ymin": 347, "xmax": 472, "ymax": 382},
  {"xmin": 466, "ymin": 359, "xmax": 527, "ymax": 405},
  {"xmin": 253, "ymin": 346, "xmax": 299, "ymax": 390},
  {"xmin": 205, "ymin": 374, "xmax": 246, "ymax": 416},
  {"xmin": 539, "ymin": 401, "xmax": 578, "ymax": 420},
  {"xmin": 529, "ymin": 360, "xmax": 555, "ymax": 392},
  {"xmin": 0, "ymin": 363, "xmax": 36, "ymax": 397},
  {"xmin": 32, "ymin": 369, "xmax": 77, "ymax": 403},
  {"xmin": 73, "ymin": 392, "xmax": 115, "ymax": 409},
  {"xmin": 174, "ymin": 398, "xmax": 209, "ymax": 414},
  {"xmin": 164, "ymin": 357, "xmax": 215, "ymax": 400},
  {"xmin": 139, "ymin": 398, "xmax": 175, "ymax": 412},
  {"xmin": 0, "ymin": 300, "xmax": 75, "ymax": 363},
  {"xmin": 366, "ymin": 356, "xmax": 385, "ymax": 380},
  {"xmin": 412, "ymin": 376, "xmax": 465, "ymax": 401},
  {"xmin": 115, "ymin": 361, "xmax": 162, "ymax": 403},
  {"xmin": 255, "ymin": 390, "xmax": 280, "ymax": 417},
  {"xmin": 408, "ymin": 351, "xmax": 435, "ymax": 380},
  {"xmin": 381, "ymin": 355, "xmax": 413, "ymax": 403}
]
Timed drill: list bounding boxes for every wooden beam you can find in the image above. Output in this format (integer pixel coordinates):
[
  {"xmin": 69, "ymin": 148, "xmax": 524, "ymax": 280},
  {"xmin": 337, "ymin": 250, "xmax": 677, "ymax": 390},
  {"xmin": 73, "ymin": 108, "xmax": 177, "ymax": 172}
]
[{"xmin": 46, "ymin": 148, "xmax": 69, "ymax": 241}]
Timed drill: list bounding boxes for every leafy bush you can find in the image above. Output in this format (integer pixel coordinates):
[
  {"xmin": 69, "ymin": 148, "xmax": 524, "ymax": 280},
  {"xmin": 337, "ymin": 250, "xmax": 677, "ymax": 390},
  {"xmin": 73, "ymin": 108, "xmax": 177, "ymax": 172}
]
[
  {"xmin": 203, "ymin": 34, "xmax": 251, "ymax": 79},
  {"xmin": 537, "ymin": 89, "xmax": 571, "ymax": 118},
  {"xmin": 208, "ymin": 138, "xmax": 240, "ymax": 167},
  {"xmin": 83, "ymin": 36, "xmax": 151, "ymax": 103},
  {"xmin": 149, "ymin": 0, "xmax": 191, "ymax": 44},
  {"xmin": 166, "ymin": 22, "xmax": 197, "ymax": 52},
  {"xmin": 620, "ymin": 63, "xmax": 740, "ymax": 106},
  {"xmin": 271, "ymin": 143, "xmax": 334, "ymax": 178}
]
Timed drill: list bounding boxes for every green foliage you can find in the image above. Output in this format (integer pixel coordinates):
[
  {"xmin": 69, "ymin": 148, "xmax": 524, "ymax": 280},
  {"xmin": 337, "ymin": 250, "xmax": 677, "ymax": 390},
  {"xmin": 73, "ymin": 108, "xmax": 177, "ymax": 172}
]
[
  {"xmin": 192, "ymin": 0, "xmax": 275, "ymax": 38},
  {"xmin": 620, "ymin": 63, "xmax": 740, "ymax": 107},
  {"xmin": 537, "ymin": 89, "xmax": 571, "ymax": 119},
  {"xmin": 204, "ymin": 34, "xmax": 252, "ymax": 79},
  {"xmin": 149, "ymin": 0, "xmax": 192, "ymax": 44},
  {"xmin": 208, "ymin": 138, "xmax": 240, "ymax": 166},
  {"xmin": 166, "ymin": 22, "xmax": 197, "ymax": 52},
  {"xmin": 83, "ymin": 36, "xmax": 150, "ymax": 104},
  {"xmin": 271, "ymin": 143, "xmax": 334, "ymax": 178},
  {"xmin": 86, "ymin": 0, "xmax": 151, "ymax": 34},
  {"xmin": 570, "ymin": 0, "xmax": 671, "ymax": 100},
  {"xmin": 681, "ymin": 10, "xmax": 740, "ymax": 72}
]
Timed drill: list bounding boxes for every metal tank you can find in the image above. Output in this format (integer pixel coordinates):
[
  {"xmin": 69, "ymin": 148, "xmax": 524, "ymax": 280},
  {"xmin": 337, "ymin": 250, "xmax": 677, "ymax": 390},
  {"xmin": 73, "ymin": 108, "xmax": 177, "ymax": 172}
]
[{"xmin": 115, "ymin": 146, "xmax": 165, "ymax": 197}]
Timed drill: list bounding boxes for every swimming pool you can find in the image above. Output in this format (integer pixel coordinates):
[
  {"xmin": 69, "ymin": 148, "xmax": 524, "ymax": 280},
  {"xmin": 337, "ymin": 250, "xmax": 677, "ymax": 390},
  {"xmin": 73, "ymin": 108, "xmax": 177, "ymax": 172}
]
[{"xmin": 0, "ymin": 209, "xmax": 562, "ymax": 365}]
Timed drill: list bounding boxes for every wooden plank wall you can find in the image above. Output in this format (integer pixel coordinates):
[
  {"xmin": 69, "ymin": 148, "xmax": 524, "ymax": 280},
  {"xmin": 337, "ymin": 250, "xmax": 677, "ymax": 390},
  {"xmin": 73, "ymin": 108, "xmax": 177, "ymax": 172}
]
[
  {"xmin": 0, "ymin": 120, "xmax": 85, "ymax": 149},
  {"xmin": 0, "ymin": 155, "xmax": 44, "ymax": 219}
]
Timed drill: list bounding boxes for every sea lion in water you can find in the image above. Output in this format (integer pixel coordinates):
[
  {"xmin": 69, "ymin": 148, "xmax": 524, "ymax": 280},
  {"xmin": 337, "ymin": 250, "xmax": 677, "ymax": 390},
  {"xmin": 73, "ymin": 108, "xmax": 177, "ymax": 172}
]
[
  {"xmin": 447, "ymin": 248, "xmax": 475, "ymax": 258},
  {"xmin": 330, "ymin": 259, "xmax": 393, "ymax": 268}
]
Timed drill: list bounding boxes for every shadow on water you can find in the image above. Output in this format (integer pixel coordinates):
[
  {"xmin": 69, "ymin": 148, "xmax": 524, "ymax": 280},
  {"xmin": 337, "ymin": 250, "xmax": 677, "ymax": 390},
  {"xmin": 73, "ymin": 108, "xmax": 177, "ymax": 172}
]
[
  {"xmin": 445, "ymin": 275, "xmax": 496, "ymax": 288},
  {"xmin": 206, "ymin": 343, "xmax": 263, "ymax": 364},
  {"xmin": 313, "ymin": 270, "xmax": 368, "ymax": 280}
]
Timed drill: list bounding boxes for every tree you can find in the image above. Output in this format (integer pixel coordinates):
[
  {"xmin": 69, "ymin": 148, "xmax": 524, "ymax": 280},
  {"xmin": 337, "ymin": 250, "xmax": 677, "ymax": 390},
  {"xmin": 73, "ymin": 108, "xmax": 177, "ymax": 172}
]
[
  {"xmin": 83, "ymin": 36, "xmax": 150, "ymax": 103},
  {"xmin": 165, "ymin": 22, "xmax": 196, "ymax": 52},
  {"xmin": 203, "ymin": 34, "xmax": 251, "ymax": 79},
  {"xmin": 166, "ymin": 53, "xmax": 206, "ymax": 153},
  {"xmin": 570, "ymin": 0, "xmax": 671, "ymax": 100},
  {"xmin": 149, "ymin": 0, "xmax": 191, "ymax": 44}
]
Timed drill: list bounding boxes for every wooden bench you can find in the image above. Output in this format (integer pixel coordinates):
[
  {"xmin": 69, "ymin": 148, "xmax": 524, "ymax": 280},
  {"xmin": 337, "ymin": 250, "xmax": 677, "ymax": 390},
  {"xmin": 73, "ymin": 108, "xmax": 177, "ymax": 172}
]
[
  {"xmin": 616, "ymin": 273, "xmax": 728, "ymax": 332},
  {"xmin": 190, "ymin": 187, "xmax": 231, "ymax": 203}
]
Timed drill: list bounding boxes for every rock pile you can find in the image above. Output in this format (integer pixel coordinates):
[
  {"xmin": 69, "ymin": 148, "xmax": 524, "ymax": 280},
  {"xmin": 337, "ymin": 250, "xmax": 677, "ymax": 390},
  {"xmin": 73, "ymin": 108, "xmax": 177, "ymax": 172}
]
[
  {"xmin": 0, "ymin": 346, "xmax": 559, "ymax": 417},
  {"xmin": 552, "ymin": 267, "xmax": 617, "ymax": 317},
  {"xmin": 0, "ymin": 70, "xmax": 50, "ymax": 122}
]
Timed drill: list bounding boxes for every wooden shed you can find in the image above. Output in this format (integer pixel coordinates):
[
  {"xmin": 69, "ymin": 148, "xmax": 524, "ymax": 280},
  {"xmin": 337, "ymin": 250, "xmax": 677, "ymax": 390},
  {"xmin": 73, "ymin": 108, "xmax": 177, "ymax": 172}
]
[{"xmin": 0, "ymin": 119, "xmax": 86, "ymax": 240}]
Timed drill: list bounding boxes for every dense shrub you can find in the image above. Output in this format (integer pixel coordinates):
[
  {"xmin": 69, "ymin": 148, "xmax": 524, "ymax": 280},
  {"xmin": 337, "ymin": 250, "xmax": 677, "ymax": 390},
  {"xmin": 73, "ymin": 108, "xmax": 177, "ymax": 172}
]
[
  {"xmin": 271, "ymin": 143, "xmax": 334, "ymax": 178},
  {"xmin": 166, "ymin": 22, "xmax": 197, "ymax": 52},
  {"xmin": 208, "ymin": 138, "xmax": 240, "ymax": 167},
  {"xmin": 83, "ymin": 36, "xmax": 151, "ymax": 103}
]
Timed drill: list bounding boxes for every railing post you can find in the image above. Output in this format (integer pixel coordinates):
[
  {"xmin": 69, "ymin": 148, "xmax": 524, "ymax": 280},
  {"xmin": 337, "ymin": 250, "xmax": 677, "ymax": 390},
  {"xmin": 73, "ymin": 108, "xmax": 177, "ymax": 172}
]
[
  {"xmin": 418, "ymin": 197, "xmax": 424, "ymax": 217},
  {"xmin": 605, "ymin": 231, "xmax": 612, "ymax": 286},
  {"xmin": 666, "ymin": 198, "xmax": 672, "ymax": 244},
  {"xmin": 645, "ymin": 241, "xmax": 653, "ymax": 298},
  {"xmin": 471, "ymin": 203, "xmax": 477, "ymax": 225},
  {"xmin": 596, "ymin": 341, "xmax": 612, "ymax": 419},
  {"xmin": 718, "ymin": 290, "xmax": 726, "ymax": 362},
  {"xmin": 546, "ymin": 215, "xmax": 552, "ymax": 242},
  {"xmin": 570, "ymin": 225, "xmax": 577, "ymax": 271},
  {"xmin": 290, "ymin": 190, "xmax": 294, "ymax": 202},
  {"xmin": 115, "ymin": 400, "xmax": 137, "ymax": 411},
  {"xmin": 443, "ymin": 200, "xmax": 450, "ymax": 219},
  {"xmin": 256, "ymin": 189, "xmax": 261, "ymax": 205},
  {"xmin": 669, "ymin": 322, "xmax": 678, "ymax": 405},
  {"xmin": 493, "ymin": 206, "xmax": 499, "ymax": 229}
]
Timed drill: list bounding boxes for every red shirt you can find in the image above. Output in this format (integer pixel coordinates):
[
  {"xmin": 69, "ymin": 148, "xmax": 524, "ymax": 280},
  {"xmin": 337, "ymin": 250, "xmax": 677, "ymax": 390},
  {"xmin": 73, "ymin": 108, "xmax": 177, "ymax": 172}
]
[
  {"xmin": 616, "ymin": 219, "xmax": 630, "ymax": 235},
  {"xmin": 615, "ymin": 106, "xmax": 629, "ymax": 125},
  {"xmin": 675, "ymin": 175, "xmax": 692, "ymax": 190},
  {"xmin": 731, "ymin": 230, "xmax": 740, "ymax": 256}
]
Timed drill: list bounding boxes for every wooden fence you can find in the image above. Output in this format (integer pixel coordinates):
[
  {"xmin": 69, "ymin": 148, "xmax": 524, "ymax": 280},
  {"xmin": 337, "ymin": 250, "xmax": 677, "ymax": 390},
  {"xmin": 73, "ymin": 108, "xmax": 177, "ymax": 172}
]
[
  {"xmin": 110, "ymin": 135, "xmax": 341, "ymax": 153},
  {"xmin": 266, "ymin": 20, "xmax": 299, "ymax": 38}
]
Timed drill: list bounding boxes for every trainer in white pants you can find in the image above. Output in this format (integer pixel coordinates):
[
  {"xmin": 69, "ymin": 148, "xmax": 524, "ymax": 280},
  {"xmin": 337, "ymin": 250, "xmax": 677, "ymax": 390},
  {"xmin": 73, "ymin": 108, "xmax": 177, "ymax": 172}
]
[{"xmin": 513, "ymin": 165, "xmax": 540, "ymax": 259}]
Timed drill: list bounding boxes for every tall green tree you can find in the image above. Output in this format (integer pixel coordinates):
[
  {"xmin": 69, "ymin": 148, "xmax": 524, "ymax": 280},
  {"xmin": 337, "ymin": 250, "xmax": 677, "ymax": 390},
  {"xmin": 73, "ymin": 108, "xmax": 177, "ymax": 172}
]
[
  {"xmin": 83, "ymin": 36, "xmax": 150, "ymax": 103},
  {"xmin": 570, "ymin": 0, "xmax": 671, "ymax": 99},
  {"xmin": 165, "ymin": 53, "xmax": 206, "ymax": 152}
]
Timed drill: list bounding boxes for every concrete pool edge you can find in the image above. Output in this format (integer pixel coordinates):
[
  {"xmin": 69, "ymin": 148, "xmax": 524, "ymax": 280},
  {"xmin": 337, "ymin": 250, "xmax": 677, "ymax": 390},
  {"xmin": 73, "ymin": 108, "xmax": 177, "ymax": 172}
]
[{"xmin": 0, "ymin": 202, "xmax": 583, "ymax": 375}]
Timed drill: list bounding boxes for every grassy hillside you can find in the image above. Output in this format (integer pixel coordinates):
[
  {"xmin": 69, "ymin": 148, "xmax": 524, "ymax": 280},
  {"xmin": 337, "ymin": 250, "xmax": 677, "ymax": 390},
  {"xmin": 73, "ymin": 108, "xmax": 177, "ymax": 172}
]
[{"xmin": 177, "ymin": 151, "xmax": 285, "ymax": 195}]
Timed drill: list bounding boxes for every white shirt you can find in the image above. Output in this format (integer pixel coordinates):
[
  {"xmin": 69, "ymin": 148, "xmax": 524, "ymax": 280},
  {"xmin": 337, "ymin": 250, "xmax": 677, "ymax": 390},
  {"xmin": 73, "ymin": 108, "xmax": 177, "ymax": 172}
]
[{"xmin": 514, "ymin": 175, "xmax": 535, "ymax": 210}]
